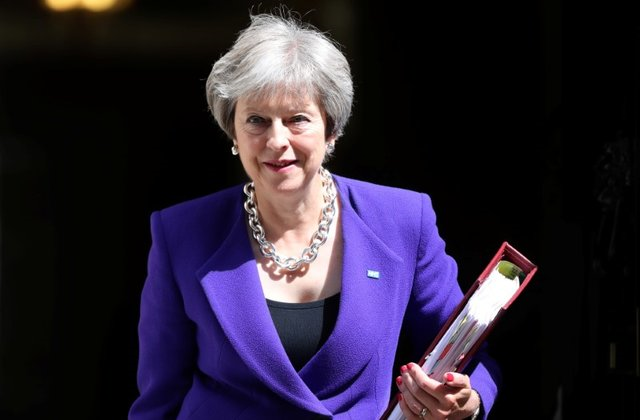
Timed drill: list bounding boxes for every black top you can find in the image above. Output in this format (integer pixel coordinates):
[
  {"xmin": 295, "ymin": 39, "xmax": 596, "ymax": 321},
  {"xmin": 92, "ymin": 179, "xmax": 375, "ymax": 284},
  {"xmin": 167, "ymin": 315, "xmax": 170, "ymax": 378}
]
[{"xmin": 266, "ymin": 293, "xmax": 341, "ymax": 371}]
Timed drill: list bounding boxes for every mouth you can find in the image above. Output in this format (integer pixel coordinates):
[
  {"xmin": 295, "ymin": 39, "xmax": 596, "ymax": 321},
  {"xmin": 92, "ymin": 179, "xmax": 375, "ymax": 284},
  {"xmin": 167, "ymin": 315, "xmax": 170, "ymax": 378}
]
[{"xmin": 264, "ymin": 160, "xmax": 297, "ymax": 169}]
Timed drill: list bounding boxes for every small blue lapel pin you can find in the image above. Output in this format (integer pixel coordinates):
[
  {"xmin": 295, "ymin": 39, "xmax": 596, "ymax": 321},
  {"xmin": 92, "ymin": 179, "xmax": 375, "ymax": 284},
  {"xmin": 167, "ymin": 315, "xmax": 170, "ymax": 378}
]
[{"xmin": 367, "ymin": 269, "xmax": 380, "ymax": 279}]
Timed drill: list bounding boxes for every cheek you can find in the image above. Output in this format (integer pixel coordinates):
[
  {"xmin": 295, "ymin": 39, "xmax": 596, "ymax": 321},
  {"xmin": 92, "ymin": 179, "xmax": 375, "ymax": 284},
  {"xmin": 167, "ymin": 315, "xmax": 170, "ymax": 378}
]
[
  {"xmin": 295, "ymin": 138, "xmax": 325, "ymax": 157},
  {"xmin": 236, "ymin": 135, "xmax": 260, "ymax": 152}
]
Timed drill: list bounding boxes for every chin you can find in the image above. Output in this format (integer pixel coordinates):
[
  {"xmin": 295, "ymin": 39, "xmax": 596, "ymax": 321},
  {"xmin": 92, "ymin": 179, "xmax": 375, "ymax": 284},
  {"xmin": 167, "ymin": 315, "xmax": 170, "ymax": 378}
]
[{"xmin": 273, "ymin": 181, "xmax": 305, "ymax": 194}]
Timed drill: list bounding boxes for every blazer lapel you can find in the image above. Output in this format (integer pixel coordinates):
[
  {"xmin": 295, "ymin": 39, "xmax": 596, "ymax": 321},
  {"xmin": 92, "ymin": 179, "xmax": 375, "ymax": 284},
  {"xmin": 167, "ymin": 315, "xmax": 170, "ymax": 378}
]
[
  {"xmin": 196, "ymin": 206, "xmax": 330, "ymax": 415},
  {"xmin": 299, "ymin": 178, "xmax": 404, "ymax": 397}
]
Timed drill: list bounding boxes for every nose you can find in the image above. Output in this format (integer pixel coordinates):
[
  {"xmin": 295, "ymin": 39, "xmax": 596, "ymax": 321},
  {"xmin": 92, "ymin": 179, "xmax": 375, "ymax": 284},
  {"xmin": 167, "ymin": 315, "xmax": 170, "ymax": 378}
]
[{"xmin": 266, "ymin": 120, "xmax": 290, "ymax": 150}]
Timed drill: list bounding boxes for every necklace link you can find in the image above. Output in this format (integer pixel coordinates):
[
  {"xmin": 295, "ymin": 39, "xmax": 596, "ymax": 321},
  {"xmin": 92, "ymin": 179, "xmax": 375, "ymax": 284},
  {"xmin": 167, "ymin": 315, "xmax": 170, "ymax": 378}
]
[{"xmin": 243, "ymin": 167, "xmax": 337, "ymax": 271}]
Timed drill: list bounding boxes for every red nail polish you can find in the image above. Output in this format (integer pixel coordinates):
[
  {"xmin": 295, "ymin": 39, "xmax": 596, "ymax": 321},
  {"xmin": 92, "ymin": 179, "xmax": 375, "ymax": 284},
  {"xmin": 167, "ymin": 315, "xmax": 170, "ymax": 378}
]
[
  {"xmin": 397, "ymin": 393, "xmax": 403, "ymax": 401},
  {"xmin": 396, "ymin": 376, "xmax": 402, "ymax": 386},
  {"xmin": 445, "ymin": 372, "xmax": 454, "ymax": 382},
  {"xmin": 400, "ymin": 365, "xmax": 408, "ymax": 373}
]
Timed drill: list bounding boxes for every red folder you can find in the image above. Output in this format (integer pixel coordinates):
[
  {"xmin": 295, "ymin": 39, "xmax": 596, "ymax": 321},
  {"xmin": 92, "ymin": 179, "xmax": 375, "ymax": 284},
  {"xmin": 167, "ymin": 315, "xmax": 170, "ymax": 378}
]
[{"xmin": 381, "ymin": 241, "xmax": 538, "ymax": 419}]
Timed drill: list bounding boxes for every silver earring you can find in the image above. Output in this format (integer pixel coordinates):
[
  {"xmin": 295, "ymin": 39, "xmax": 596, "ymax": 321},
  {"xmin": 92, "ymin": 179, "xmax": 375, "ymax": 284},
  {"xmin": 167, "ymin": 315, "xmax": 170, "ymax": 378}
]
[
  {"xmin": 326, "ymin": 142, "xmax": 335, "ymax": 154},
  {"xmin": 231, "ymin": 143, "xmax": 239, "ymax": 156}
]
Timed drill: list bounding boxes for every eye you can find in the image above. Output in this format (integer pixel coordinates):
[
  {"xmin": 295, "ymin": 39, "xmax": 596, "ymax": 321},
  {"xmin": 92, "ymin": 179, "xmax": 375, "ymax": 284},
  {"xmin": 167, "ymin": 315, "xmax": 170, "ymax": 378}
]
[
  {"xmin": 244, "ymin": 114, "xmax": 268, "ymax": 135},
  {"xmin": 289, "ymin": 114, "xmax": 310, "ymax": 124},
  {"xmin": 247, "ymin": 115, "xmax": 266, "ymax": 125}
]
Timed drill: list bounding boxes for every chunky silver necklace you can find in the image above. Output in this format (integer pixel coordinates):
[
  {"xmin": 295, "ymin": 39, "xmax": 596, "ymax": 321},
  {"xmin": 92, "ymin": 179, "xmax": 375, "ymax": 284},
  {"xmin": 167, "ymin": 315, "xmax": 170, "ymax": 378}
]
[{"xmin": 243, "ymin": 167, "xmax": 337, "ymax": 271}]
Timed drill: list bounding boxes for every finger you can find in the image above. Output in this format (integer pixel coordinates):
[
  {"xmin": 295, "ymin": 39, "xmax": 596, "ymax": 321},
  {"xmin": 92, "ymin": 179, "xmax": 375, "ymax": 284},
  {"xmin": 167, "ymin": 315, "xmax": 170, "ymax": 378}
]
[
  {"xmin": 404, "ymin": 366, "xmax": 457, "ymax": 416},
  {"xmin": 399, "ymin": 364, "xmax": 424, "ymax": 402},
  {"xmin": 398, "ymin": 394, "xmax": 424, "ymax": 420},
  {"xmin": 401, "ymin": 364, "xmax": 446, "ymax": 416},
  {"xmin": 405, "ymin": 363, "xmax": 451, "ymax": 408},
  {"xmin": 400, "ymin": 383, "xmax": 426, "ymax": 416},
  {"xmin": 441, "ymin": 372, "xmax": 476, "ymax": 415},
  {"xmin": 443, "ymin": 371, "xmax": 471, "ymax": 389},
  {"xmin": 405, "ymin": 363, "xmax": 441, "ymax": 394}
]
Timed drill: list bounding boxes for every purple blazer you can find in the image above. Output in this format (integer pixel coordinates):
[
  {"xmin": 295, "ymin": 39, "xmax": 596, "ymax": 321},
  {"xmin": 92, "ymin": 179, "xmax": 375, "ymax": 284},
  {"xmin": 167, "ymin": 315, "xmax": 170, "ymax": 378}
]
[{"xmin": 129, "ymin": 175, "xmax": 500, "ymax": 420}]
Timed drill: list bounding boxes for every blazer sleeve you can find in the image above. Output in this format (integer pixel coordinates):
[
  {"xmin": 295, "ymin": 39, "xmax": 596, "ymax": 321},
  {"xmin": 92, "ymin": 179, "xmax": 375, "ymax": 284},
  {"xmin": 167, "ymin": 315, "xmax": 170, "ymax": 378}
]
[
  {"xmin": 129, "ymin": 211, "xmax": 197, "ymax": 420},
  {"xmin": 403, "ymin": 193, "xmax": 501, "ymax": 418}
]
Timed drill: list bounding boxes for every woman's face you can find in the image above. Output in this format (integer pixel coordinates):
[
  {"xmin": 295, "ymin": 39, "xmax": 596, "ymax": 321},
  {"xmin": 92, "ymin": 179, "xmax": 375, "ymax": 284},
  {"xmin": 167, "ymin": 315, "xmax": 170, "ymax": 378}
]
[{"xmin": 233, "ymin": 93, "xmax": 334, "ymax": 199}]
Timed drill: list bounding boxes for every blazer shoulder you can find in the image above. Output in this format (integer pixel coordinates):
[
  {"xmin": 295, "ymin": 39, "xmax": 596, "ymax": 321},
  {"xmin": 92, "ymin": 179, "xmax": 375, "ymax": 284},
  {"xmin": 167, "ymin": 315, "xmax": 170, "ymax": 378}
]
[
  {"xmin": 150, "ymin": 183, "xmax": 245, "ymax": 241},
  {"xmin": 333, "ymin": 175, "xmax": 440, "ymax": 246},
  {"xmin": 334, "ymin": 174, "xmax": 434, "ymax": 216},
  {"xmin": 155, "ymin": 184, "xmax": 244, "ymax": 218}
]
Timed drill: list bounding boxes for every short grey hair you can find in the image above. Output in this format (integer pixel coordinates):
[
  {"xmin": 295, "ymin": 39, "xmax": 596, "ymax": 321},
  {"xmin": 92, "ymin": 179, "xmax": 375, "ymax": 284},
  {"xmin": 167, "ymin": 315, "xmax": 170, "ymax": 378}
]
[{"xmin": 205, "ymin": 9, "xmax": 354, "ymax": 141}]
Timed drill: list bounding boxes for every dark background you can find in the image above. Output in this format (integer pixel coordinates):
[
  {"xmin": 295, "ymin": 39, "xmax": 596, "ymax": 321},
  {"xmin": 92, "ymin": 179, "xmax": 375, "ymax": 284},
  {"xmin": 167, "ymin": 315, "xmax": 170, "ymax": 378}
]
[{"xmin": 1, "ymin": 0, "xmax": 638, "ymax": 419}]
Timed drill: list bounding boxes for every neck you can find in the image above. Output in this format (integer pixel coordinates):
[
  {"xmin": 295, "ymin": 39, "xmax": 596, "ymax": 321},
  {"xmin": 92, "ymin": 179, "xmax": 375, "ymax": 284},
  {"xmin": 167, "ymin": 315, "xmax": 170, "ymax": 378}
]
[
  {"xmin": 254, "ymin": 177, "xmax": 325, "ymax": 243},
  {"xmin": 244, "ymin": 168, "xmax": 338, "ymax": 271}
]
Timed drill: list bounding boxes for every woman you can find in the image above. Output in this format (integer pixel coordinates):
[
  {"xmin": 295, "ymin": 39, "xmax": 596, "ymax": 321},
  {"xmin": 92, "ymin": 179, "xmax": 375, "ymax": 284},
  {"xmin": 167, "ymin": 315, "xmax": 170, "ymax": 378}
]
[{"xmin": 129, "ymin": 8, "xmax": 499, "ymax": 420}]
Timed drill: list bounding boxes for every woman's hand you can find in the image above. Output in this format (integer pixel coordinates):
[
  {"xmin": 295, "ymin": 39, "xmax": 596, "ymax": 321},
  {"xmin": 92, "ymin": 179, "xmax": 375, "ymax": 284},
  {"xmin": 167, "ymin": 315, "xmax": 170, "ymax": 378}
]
[{"xmin": 395, "ymin": 363, "xmax": 480, "ymax": 419}]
